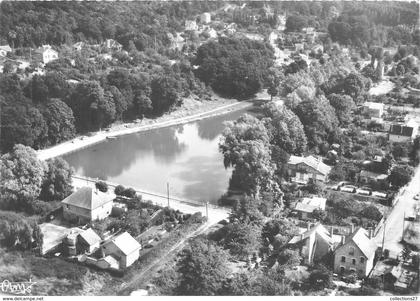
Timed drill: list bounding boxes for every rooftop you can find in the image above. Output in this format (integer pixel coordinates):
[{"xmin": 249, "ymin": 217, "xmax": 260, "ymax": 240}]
[
  {"xmin": 61, "ymin": 187, "xmax": 114, "ymax": 210},
  {"xmin": 79, "ymin": 228, "xmax": 102, "ymax": 246},
  {"xmin": 345, "ymin": 227, "xmax": 377, "ymax": 258},
  {"xmin": 288, "ymin": 155, "xmax": 331, "ymax": 175},
  {"xmin": 295, "ymin": 196, "xmax": 326, "ymax": 213},
  {"xmin": 107, "ymin": 231, "xmax": 141, "ymax": 256}
]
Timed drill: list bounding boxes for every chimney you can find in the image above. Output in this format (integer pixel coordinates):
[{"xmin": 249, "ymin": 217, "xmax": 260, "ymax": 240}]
[
  {"xmin": 350, "ymin": 223, "xmax": 355, "ymax": 234},
  {"xmin": 341, "ymin": 235, "xmax": 346, "ymax": 245},
  {"xmin": 307, "ymin": 222, "xmax": 311, "ymax": 231},
  {"xmin": 368, "ymin": 228, "xmax": 373, "ymax": 239},
  {"xmin": 330, "ymin": 226, "xmax": 334, "ymax": 238}
]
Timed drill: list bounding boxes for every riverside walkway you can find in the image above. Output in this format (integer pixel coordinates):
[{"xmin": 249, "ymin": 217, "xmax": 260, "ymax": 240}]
[{"xmin": 72, "ymin": 175, "xmax": 231, "ymax": 224}]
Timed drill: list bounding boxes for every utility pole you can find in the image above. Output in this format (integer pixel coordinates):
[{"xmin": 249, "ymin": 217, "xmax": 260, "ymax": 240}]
[
  {"xmin": 205, "ymin": 202, "xmax": 208, "ymax": 220},
  {"xmin": 167, "ymin": 182, "xmax": 170, "ymax": 208},
  {"xmin": 402, "ymin": 211, "xmax": 406, "ymax": 242},
  {"xmin": 381, "ymin": 222, "xmax": 386, "ymax": 256}
]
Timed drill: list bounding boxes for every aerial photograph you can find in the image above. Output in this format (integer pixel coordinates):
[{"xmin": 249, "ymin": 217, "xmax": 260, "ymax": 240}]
[{"xmin": 0, "ymin": 0, "xmax": 419, "ymax": 297}]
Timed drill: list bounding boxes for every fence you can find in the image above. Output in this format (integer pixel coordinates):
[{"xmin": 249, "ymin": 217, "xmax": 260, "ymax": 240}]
[{"xmin": 72, "ymin": 175, "xmax": 226, "ymax": 211}]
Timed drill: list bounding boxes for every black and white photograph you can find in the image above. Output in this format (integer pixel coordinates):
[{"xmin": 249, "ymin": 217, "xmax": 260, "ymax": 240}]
[{"xmin": 0, "ymin": 0, "xmax": 419, "ymax": 297}]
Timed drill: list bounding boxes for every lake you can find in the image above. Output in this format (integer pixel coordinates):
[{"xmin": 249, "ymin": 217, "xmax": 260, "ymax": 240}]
[{"xmin": 63, "ymin": 108, "xmax": 251, "ymax": 204}]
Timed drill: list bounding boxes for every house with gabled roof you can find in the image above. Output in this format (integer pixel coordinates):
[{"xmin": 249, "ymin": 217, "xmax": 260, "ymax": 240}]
[
  {"xmin": 77, "ymin": 228, "xmax": 102, "ymax": 254},
  {"xmin": 103, "ymin": 39, "xmax": 122, "ymax": 51},
  {"xmin": 62, "ymin": 187, "xmax": 114, "ymax": 223},
  {"xmin": 34, "ymin": 45, "xmax": 58, "ymax": 64},
  {"xmin": 288, "ymin": 223, "xmax": 336, "ymax": 265},
  {"xmin": 334, "ymin": 227, "xmax": 378, "ymax": 277},
  {"xmin": 287, "ymin": 155, "xmax": 332, "ymax": 184},
  {"xmin": 0, "ymin": 45, "xmax": 12, "ymax": 57},
  {"xmin": 294, "ymin": 196, "xmax": 326, "ymax": 220},
  {"xmin": 101, "ymin": 231, "xmax": 141, "ymax": 269},
  {"xmin": 388, "ymin": 119, "xmax": 419, "ymax": 143}
]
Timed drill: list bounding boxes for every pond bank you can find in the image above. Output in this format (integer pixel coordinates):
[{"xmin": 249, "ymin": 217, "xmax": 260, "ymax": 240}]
[{"xmin": 37, "ymin": 99, "xmax": 253, "ymax": 161}]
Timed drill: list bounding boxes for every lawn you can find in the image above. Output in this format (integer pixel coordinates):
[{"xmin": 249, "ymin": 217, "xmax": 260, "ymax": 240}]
[{"xmin": 0, "ymin": 248, "xmax": 123, "ymax": 296}]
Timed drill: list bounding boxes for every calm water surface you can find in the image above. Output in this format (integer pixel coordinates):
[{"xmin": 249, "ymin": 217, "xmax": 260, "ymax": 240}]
[{"xmin": 63, "ymin": 108, "xmax": 251, "ymax": 204}]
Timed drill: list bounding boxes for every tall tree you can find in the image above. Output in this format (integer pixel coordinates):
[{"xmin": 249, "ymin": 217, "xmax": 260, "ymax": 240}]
[
  {"xmin": 327, "ymin": 93, "xmax": 356, "ymax": 126},
  {"xmin": 0, "ymin": 145, "xmax": 47, "ymax": 209},
  {"xmin": 41, "ymin": 98, "xmax": 76, "ymax": 145},
  {"xmin": 40, "ymin": 157, "xmax": 74, "ymax": 202},
  {"xmin": 176, "ymin": 237, "xmax": 229, "ymax": 295},
  {"xmin": 263, "ymin": 102, "xmax": 307, "ymax": 155},
  {"xmin": 219, "ymin": 114, "xmax": 276, "ymax": 196}
]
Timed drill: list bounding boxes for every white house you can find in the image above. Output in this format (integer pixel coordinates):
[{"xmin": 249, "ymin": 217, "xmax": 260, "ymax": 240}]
[
  {"xmin": 0, "ymin": 45, "xmax": 12, "ymax": 57},
  {"xmin": 103, "ymin": 39, "xmax": 122, "ymax": 51},
  {"xmin": 34, "ymin": 45, "xmax": 58, "ymax": 64},
  {"xmin": 363, "ymin": 102, "xmax": 385, "ymax": 118},
  {"xmin": 287, "ymin": 155, "xmax": 332, "ymax": 184},
  {"xmin": 334, "ymin": 227, "xmax": 377, "ymax": 278},
  {"xmin": 388, "ymin": 119, "xmax": 419, "ymax": 142},
  {"xmin": 200, "ymin": 12, "xmax": 211, "ymax": 24},
  {"xmin": 101, "ymin": 231, "xmax": 141, "ymax": 269},
  {"xmin": 288, "ymin": 224, "xmax": 335, "ymax": 265},
  {"xmin": 185, "ymin": 20, "xmax": 198, "ymax": 31},
  {"xmin": 73, "ymin": 42, "xmax": 84, "ymax": 51},
  {"xmin": 294, "ymin": 196, "xmax": 327, "ymax": 219},
  {"xmin": 62, "ymin": 187, "xmax": 114, "ymax": 223}
]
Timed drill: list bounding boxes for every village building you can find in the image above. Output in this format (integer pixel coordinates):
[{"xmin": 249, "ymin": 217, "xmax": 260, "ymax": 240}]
[
  {"xmin": 185, "ymin": 20, "xmax": 198, "ymax": 31},
  {"xmin": 311, "ymin": 44, "xmax": 324, "ymax": 54},
  {"xmin": 388, "ymin": 119, "xmax": 419, "ymax": 142},
  {"xmin": 294, "ymin": 196, "xmax": 326, "ymax": 220},
  {"xmin": 103, "ymin": 39, "xmax": 122, "ymax": 51},
  {"xmin": 203, "ymin": 28, "xmax": 218, "ymax": 39},
  {"xmin": 334, "ymin": 227, "xmax": 377, "ymax": 278},
  {"xmin": 358, "ymin": 170, "xmax": 388, "ymax": 185},
  {"xmin": 72, "ymin": 41, "xmax": 84, "ymax": 51},
  {"xmin": 34, "ymin": 45, "xmax": 58, "ymax": 64},
  {"xmin": 101, "ymin": 231, "xmax": 141, "ymax": 269},
  {"xmin": 287, "ymin": 155, "xmax": 331, "ymax": 184},
  {"xmin": 0, "ymin": 45, "xmax": 12, "ymax": 57},
  {"xmin": 62, "ymin": 187, "xmax": 114, "ymax": 223},
  {"xmin": 295, "ymin": 42, "xmax": 304, "ymax": 52},
  {"xmin": 288, "ymin": 224, "xmax": 336, "ymax": 265},
  {"xmin": 77, "ymin": 228, "xmax": 102, "ymax": 254},
  {"xmin": 200, "ymin": 12, "xmax": 211, "ymax": 24},
  {"xmin": 363, "ymin": 102, "xmax": 385, "ymax": 118}
]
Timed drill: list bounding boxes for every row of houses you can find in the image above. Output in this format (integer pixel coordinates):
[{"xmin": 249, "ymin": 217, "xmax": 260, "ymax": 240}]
[
  {"xmin": 288, "ymin": 223, "xmax": 378, "ymax": 278},
  {"xmin": 363, "ymin": 101, "xmax": 419, "ymax": 142},
  {"xmin": 40, "ymin": 186, "xmax": 141, "ymax": 271}
]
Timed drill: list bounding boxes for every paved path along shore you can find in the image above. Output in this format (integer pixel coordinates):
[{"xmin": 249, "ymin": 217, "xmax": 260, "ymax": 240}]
[
  {"xmin": 37, "ymin": 101, "xmax": 252, "ymax": 161},
  {"xmin": 72, "ymin": 176, "xmax": 230, "ymax": 225}
]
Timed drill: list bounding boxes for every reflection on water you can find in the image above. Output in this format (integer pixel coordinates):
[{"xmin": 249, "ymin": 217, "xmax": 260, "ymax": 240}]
[{"xmin": 63, "ymin": 108, "xmax": 249, "ymax": 203}]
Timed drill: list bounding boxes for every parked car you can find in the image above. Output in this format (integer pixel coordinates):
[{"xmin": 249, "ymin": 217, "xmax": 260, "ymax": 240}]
[
  {"xmin": 331, "ymin": 181, "xmax": 351, "ymax": 191},
  {"xmin": 341, "ymin": 185, "xmax": 357, "ymax": 193},
  {"xmin": 372, "ymin": 191, "xmax": 387, "ymax": 198},
  {"xmin": 357, "ymin": 188, "xmax": 372, "ymax": 196}
]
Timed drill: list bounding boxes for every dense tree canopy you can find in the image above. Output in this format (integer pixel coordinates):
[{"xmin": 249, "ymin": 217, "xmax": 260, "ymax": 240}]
[
  {"xmin": 293, "ymin": 96, "xmax": 339, "ymax": 151},
  {"xmin": 0, "ymin": 144, "xmax": 47, "ymax": 209},
  {"xmin": 195, "ymin": 37, "xmax": 275, "ymax": 99},
  {"xmin": 176, "ymin": 237, "xmax": 229, "ymax": 295},
  {"xmin": 219, "ymin": 114, "xmax": 276, "ymax": 196},
  {"xmin": 40, "ymin": 157, "xmax": 74, "ymax": 202}
]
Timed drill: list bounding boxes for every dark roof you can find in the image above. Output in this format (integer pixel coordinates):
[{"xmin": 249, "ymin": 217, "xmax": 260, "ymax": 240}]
[
  {"xmin": 389, "ymin": 125, "xmax": 414, "ymax": 137},
  {"xmin": 341, "ymin": 228, "xmax": 377, "ymax": 259}
]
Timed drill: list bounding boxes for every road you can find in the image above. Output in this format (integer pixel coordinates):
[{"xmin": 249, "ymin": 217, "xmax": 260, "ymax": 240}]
[
  {"xmin": 373, "ymin": 165, "xmax": 420, "ymax": 258},
  {"xmin": 72, "ymin": 176, "xmax": 230, "ymax": 227}
]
